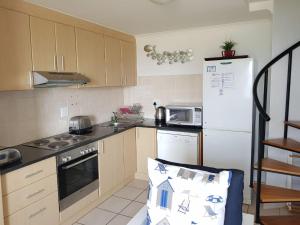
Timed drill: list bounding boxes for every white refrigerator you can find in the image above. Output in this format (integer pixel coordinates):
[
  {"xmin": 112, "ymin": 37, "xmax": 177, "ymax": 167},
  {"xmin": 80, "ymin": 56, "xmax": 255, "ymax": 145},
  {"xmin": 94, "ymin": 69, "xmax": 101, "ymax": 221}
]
[{"xmin": 203, "ymin": 58, "xmax": 254, "ymax": 204}]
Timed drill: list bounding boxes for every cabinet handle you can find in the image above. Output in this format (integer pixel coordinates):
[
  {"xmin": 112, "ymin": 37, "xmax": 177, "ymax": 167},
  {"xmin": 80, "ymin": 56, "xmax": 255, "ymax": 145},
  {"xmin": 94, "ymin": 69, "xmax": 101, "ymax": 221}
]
[
  {"xmin": 61, "ymin": 56, "xmax": 65, "ymax": 71},
  {"xmin": 29, "ymin": 71, "xmax": 33, "ymax": 88},
  {"xmin": 26, "ymin": 188, "xmax": 45, "ymax": 199},
  {"xmin": 54, "ymin": 55, "xmax": 57, "ymax": 71},
  {"xmin": 29, "ymin": 207, "xmax": 46, "ymax": 219},
  {"xmin": 289, "ymin": 154, "xmax": 300, "ymax": 158},
  {"xmin": 25, "ymin": 170, "xmax": 43, "ymax": 179}
]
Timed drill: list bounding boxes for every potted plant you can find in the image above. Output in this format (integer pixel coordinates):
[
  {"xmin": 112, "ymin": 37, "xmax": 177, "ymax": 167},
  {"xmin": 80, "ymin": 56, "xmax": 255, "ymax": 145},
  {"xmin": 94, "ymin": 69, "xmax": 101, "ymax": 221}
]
[{"xmin": 220, "ymin": 40, "xmax": 236, "ymax": 57}]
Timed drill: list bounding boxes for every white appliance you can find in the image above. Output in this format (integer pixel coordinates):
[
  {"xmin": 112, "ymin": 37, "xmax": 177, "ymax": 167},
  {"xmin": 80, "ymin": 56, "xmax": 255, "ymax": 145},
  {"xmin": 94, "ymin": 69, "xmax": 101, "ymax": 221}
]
[
  {"xmin": 165, "ymin": 104, "xmax": 202, "ymax": 126},
  {"xmin": 203, "ymin": 58, "xmax": 254, "ymax": 204},
  {"xmin": 157, "ymin": 130, "xmax": 200, "ymax": 165}
]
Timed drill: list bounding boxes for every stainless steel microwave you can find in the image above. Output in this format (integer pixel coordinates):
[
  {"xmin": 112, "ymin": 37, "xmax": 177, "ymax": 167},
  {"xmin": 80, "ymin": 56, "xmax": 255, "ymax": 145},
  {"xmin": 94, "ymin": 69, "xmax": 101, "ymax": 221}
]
[{"xmin": 165, "ymin": 104, "xmax": 202, "ymax": 126}]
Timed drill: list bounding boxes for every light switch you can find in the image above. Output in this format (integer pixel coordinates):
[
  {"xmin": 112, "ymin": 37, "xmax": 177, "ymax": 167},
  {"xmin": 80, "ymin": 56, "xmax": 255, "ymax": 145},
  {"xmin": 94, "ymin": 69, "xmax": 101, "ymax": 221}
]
[{"xmin": 60, "ymin": 107, "xmax": 68, "ymax": 120}]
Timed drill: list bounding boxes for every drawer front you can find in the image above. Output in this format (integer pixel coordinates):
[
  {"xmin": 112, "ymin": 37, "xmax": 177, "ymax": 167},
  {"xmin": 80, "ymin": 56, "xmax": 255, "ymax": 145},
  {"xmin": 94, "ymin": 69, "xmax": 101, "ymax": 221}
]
[
  {"xmin": 2, "ymin": 157, "xmax": 56, "ymax": 194},
  {"xmin": 3, "ymin": 174, "xmax": 57, "ymax": 217},
  {"xmin": 4, "ymin": 191, "xmax": 59, "ymax": 225}
]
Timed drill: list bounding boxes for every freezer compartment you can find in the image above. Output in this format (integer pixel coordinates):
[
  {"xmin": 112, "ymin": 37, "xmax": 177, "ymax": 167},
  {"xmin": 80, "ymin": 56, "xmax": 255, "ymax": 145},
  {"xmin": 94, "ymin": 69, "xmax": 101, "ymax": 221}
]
[
  {"xmin": 157, "ymin": 130, "xmax": 200, "ymax": 165},
  {"xmin": 203, "ymin": 129, "xmax": 252, "ymax": 204}
]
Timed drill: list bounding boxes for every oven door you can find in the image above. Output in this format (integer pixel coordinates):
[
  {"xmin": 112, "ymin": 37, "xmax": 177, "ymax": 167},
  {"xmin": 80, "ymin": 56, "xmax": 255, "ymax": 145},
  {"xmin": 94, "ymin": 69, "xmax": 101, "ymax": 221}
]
[
  {"xmin": 166, "ymin": 107, "xmax": 194, "ymax": 125},
  {"xmin": 58, "ymin": 152, "xmax": 99, "ymax": 211}
]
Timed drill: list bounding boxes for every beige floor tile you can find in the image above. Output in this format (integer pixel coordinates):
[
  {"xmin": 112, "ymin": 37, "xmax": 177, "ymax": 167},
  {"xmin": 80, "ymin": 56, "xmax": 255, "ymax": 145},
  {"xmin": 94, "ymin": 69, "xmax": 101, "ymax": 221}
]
[
  {"xmin": 135, "ymin": 190, "xmax": 148, "ymax": 204},
  {"xmin": 97, "ymin": 196, "xmax": 131, "ymax": 213},
  {"xmin": 107, "ymin": 215, "xmax": 132, "ymax": 225},
  {"xmin": 127, "ymin": 179, "xmax": 148, "ymax": 190},
  {"xmin": 120, "ymin": 201, "xmax": 144, "ymax": 217},
  {"xmin": 78, "ymin": 208, "xmax": 116, "ymax": 225},
  {"xmin": 114, "ymin": 186, "xmax": 144, "ymax": 200}
]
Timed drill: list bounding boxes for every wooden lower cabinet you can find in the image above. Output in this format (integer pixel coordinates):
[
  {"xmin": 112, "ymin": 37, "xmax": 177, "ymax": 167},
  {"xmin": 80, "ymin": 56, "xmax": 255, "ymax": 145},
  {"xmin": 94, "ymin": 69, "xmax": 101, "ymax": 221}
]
[
  {"xmin": 1, "ymin": 157, "xmax": 56, "ymax": 195},
  {"xmin": 124, "ymin": 128, "xmax": 137, "ymax": 180},
  {"xmin": 99, "ymin": 133, "xmax": 124, "ymax": 195},
  {"xmin": 3, "ymin": 174, "xmax": 57, "ymax": 217},
  {"xmin": 136, "ymin": 128, "xmax": 157, "ymax": 179},
  {"xmin": 4, "ymin": 191, "xmax": 59, "ymax": 225},
  {"xmin": 99, "ymin": 129, "xmax": 137, "ymax": 195},
  {"xmin": 0, "ymin": 179, "xmax": 3, "ymax": 225}
]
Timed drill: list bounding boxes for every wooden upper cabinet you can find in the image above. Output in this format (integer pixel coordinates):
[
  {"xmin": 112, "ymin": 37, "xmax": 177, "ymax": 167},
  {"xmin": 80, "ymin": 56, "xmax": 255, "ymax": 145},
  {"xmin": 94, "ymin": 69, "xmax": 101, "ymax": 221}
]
[
  {"xmin": 121, "ymin": 41, "xmax": 137, "ymax": 86},
  {"xmin": 105, "ymin": 36, "xmax": 122, "ymax": 86},
  {"xmin": 55, "ymin": 23, "xmax": 77, "ymax": 72},
  {"xmin": 30, "ymin": 17, "xmax": 56, "ymax": 72},
  {"xmin": 0, "ymin": 8, "xmax": 32, "ymax": 91},
  {"xmin": 76, "ymin": 28, "xmax": 106, "ymax": 87}
]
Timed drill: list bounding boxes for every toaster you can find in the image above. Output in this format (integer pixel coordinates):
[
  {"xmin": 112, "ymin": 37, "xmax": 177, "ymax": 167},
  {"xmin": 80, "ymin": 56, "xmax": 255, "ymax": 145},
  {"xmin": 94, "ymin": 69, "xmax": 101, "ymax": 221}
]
[{"xmin": 69, "ymin": 116, "xmax": 92, "ymax": 134}]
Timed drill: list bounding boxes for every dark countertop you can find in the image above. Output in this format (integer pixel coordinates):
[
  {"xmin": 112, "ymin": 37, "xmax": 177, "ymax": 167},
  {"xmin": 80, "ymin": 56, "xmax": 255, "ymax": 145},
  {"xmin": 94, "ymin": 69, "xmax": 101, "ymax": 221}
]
[{"xmin": 0, "ymin": 119, "xmax": 201, "ymax": 174}]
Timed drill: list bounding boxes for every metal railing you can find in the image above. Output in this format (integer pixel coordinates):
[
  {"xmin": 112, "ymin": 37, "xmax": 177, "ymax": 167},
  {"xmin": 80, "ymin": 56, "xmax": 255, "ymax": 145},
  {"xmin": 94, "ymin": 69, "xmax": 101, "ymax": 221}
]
[{"xmin": 252, "ymin": 40, "xmax": 300, "ymax": 223}]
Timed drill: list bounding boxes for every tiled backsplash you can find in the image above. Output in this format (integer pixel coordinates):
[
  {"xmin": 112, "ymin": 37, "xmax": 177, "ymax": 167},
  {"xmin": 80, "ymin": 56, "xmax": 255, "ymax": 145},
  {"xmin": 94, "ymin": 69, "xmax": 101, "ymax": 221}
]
[
  {"xmin": 0, "ymin": 87, "xmax": 123, "ymax": 147},
  {"xmin": 0, "ymin": 75, "xmax": 201, "ymax": 147},
  {"xmin": 124, "ymin": 74, "xmax": 203, "ymax": 118}
]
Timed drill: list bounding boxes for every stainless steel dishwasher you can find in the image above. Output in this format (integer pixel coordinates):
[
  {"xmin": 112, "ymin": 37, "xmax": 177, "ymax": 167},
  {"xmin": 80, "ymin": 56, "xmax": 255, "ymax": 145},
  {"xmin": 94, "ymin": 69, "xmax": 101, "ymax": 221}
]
[{"xmin": 157, "ymin": 130, "xmax": 200, "ymax": 165}]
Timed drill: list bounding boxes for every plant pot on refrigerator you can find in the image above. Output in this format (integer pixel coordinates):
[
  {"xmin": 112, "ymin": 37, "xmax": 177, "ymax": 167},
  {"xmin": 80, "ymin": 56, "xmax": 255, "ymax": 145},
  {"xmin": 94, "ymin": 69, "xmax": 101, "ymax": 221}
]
[{"xmin": 222, "ymin": 50, "xmax": 235, "ymax": 58}]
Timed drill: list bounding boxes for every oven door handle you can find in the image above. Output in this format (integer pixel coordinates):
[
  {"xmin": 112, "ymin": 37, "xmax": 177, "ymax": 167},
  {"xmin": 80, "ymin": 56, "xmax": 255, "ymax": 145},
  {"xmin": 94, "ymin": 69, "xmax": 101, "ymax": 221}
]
[{"xmin": 61, "ymin": 154, "xmax": 98, "ymax": 170}]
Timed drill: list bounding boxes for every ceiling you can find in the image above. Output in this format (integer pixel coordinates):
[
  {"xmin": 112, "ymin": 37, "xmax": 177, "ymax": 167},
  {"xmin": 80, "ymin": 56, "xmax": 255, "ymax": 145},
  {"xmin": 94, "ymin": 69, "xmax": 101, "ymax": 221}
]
[{"xmin": 25, "ymin": 0, "xmax": 270, "ymax": 35}]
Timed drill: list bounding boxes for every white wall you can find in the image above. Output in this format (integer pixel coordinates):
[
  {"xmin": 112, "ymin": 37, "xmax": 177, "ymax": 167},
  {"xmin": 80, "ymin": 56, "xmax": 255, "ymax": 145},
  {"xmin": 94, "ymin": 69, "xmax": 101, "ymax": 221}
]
[
  {"xmin": 136, "ymin": 19, "xmax": 272, "ymax": 77},
  {"xmin": 266, "ymin": 0, "xmax": 300, "ymax": 188},
  {"xmin": 124, "ymin": 19, "xmax": 272, "ymax": 118}
]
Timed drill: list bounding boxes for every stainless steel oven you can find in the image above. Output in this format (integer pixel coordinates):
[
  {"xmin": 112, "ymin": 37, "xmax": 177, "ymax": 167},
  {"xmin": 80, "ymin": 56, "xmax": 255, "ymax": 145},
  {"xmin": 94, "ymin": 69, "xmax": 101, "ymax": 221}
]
[{"xmin": 57, "ymin": 142, "xmax": 99, "ymax": 211}]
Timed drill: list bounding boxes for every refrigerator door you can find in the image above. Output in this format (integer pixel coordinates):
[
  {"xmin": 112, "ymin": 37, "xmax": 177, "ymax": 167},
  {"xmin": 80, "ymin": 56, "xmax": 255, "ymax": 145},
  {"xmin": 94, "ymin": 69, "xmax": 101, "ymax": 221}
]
[
  {"xmin": 203, "ymin": 58, "xmax": 253, "ymax": 132},
  {"xmin": 203, "ymin": 129, "xmax": 252, "ymax": 204},
  {"xmin": 157, "ymin": 130, "xmax": 199, "ymax": 165}
]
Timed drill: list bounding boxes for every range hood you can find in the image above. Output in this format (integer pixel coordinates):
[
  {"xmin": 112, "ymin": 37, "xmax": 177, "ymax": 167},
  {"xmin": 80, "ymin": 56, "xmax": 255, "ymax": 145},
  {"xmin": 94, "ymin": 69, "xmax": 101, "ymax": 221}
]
[{"xmin": 32, "ymin": 71, "xmax": 90, "ymax": 88}]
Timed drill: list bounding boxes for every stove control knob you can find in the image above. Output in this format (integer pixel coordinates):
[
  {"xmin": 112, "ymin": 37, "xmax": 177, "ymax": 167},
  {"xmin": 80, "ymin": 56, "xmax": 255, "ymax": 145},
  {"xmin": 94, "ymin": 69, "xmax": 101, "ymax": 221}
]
[
  {"xmin": 91, "ymin": 147, "xmax": 96, "ymax": 151},
  {"xmin": 84, "ymin": 149, "xmax": 89, "ymax": 154},
  {"xmin": 67, "ymin": 156, "xmax": 72, "ymax": 161},
  {"xmin": 88, "ymin": 148, "xmax": 92, "ymax": 152},
  {"xmin": 62, "ymin": 157, "xmax": 68, "ymax": 163},
  {"xmin": 80, "ymin": 150, "xmax": 85, "ymax": 155}
]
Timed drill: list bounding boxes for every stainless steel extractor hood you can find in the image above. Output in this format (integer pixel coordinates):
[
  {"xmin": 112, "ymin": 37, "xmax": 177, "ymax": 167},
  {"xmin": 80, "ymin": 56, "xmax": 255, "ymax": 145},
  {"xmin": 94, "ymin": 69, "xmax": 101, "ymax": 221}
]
[{"xmin": 32, "ymin": 71, "xmax": 90, "ymax": 88}]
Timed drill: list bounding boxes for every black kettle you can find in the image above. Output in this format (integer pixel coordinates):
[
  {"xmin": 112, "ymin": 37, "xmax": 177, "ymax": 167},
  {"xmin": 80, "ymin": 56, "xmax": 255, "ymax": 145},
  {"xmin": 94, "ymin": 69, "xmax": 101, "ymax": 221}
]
[{"xmin": 153, "ymin": 102, "xmax": 166, "ymax": 124}]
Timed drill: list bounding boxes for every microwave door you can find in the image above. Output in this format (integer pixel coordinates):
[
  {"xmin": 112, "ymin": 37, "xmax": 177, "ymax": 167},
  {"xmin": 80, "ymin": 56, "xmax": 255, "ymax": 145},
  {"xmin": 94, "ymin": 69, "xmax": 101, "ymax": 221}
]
[{"xmin": 168, "ymin": 108, "xmax": 193, "ymax": 125}]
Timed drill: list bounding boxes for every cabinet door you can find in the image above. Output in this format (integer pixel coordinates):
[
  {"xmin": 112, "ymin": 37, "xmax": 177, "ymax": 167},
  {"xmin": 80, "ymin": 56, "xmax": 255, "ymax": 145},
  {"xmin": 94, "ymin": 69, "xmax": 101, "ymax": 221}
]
[
  {"xmin": 136, "ymin": 128, "xmax": 157, "ymax": 179},
  {"xmin": 100, "ymin": 133, "xmax": 125, "ymax": 194},
  {"xmin": 30, "ymin": 17, "xmax": 56, "ymax": 72},
  {"xmin": 4, "ymin": 192, "xmax": 59, "ymax": 225},
  {"xmin": 76, "ymin": 28, "xmax": 106, "ymax": 87},
  {"xmin": 55, "ymin": 23, "xmax": 77, "ymax": 72},
  {"xmin": 111, "ymin": 133, "xmax": 125, "ymax": 187},
  {"xmin": 105, "ymin": 36, "xmax": 122, "ymax": 86},
  {"xmin": 121, "ymin": 41, "xmax": 137, "ymax": 86},
  {"xmin": 124, "ymin": 128, "xmax": 137, "ymax": 180},
  {"xmin": 98, "ymin": 140, "xmax": 114, "ymax": 195},
  {"xmin": 0, "ymin": 178, "xmax": 3, "ymax": 225},
  {"xmin": 0, "ymin": 8, "xmax": 32, "ymax": 91}
]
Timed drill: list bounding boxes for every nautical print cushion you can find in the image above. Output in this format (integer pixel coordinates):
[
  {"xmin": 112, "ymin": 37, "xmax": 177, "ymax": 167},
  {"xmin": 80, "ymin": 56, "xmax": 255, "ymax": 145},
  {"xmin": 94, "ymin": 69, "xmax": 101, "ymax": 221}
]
[{"xmin": 146, "ymin": 158, "xmax": 232, "ymax": 225}]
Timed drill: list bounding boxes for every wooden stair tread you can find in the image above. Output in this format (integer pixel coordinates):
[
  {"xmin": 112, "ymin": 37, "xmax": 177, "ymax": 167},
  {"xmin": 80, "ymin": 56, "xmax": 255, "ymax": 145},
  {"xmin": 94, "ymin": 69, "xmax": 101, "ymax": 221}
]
[
  {"xmin": 254, "ymin": 158, "xmax": 300, "ymax": 176},
  {"xmin": 263, "ymin": 138, "xmax": 300, "ymax": 153},
  {"xmin": 261, "ymin": 216, "xmax": 300, "ymax": 225},
  {"xmin": 286, "ymin": 121, "xmax": 300, "ymax": 129},
  {"xmin": 254, "ymin": 184, "xmax": 300, "ymax": 203}
]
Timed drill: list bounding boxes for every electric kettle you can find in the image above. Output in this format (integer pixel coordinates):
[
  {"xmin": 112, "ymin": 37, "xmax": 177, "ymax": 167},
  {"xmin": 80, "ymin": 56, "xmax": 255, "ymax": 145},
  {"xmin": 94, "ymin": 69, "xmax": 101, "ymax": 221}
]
[{"xmin": 153, "ymin": 102, "xmax": 166, "ymax": 124}]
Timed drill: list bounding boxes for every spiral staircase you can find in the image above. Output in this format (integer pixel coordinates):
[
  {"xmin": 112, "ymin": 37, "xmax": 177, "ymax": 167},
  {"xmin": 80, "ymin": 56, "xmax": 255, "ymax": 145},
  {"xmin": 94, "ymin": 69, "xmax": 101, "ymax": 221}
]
[{"xmin": 252, "ymin": 41, "xmax": 300, "ymax": 224}]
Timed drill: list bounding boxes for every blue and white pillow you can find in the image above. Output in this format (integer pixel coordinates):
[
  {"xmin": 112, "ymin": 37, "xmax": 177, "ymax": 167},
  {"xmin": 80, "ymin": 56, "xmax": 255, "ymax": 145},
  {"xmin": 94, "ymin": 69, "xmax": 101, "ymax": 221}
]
[{"xmin": 146, "ymin": 158, "xmax": 232, "ymax": 225}]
